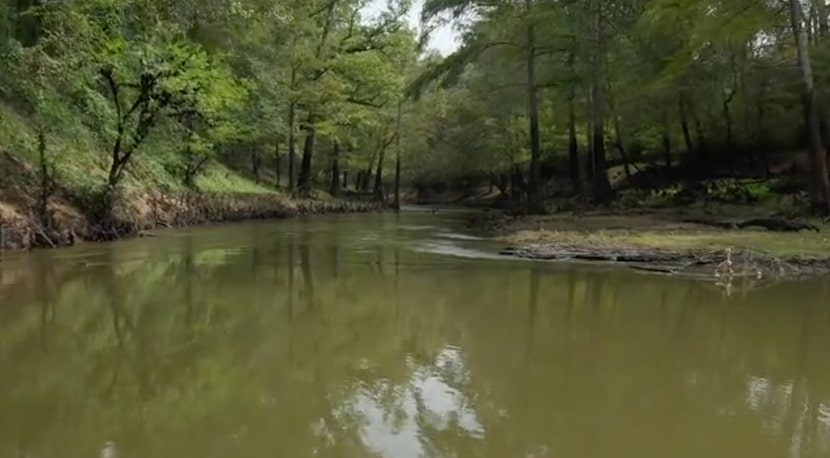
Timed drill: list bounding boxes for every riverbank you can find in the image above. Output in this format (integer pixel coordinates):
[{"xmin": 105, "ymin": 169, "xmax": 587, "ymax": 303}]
[
  {"xmin": 480, "ymin": 210, "xmax": 830, "ymax": 280},
  {"xmin": 0, "ymin": 104, "xmax": 384, "ymax": 251},
  {"xmin": 0, "ymin": 190, "xmax": 383, "ymax": 251}
]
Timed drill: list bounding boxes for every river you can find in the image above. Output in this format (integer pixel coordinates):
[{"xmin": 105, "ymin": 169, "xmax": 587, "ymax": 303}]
[{"xmin": 1, "ymin": 208, "xmax": 830, "ymax": 458}]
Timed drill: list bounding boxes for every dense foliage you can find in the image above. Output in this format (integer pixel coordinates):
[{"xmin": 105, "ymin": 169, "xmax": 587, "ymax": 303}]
[
  {"xmin": 0, "ymin": 0, "xmax": 419, "ymax": 218},
  {"xmin": 410, "ymin": 0, "xmax": 830, "ymax": 213},
  {"xmin": 1, "ymin": 0, "xmax": 829, "ymax": 217}
]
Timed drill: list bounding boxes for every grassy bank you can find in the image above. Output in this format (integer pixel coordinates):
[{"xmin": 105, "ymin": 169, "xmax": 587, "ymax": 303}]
[
  {"xmin": 0, "ymin": 104, "xmax": 382, "ymax": 251},
  {"xmin": 481, "ymin": 211, "xmax": 830, "ymax": 280},
  {"xmin": 495, "ymin": 212, "xmax": 828, "ymax": 255}
]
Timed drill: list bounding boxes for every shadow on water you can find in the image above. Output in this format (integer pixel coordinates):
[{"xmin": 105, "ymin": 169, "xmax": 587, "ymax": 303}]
[{"xmin": 0, "ymin": 211, "xmax": 830, "ymax": 457}]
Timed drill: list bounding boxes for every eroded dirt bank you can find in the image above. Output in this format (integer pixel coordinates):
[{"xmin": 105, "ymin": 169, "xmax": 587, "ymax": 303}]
[{"xmin": 0, "ymin": 191, "xmax": 383, "ymax": 251}]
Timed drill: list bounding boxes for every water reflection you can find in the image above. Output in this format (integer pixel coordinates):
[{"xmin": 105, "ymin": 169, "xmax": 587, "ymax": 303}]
[
  {"xmin": 335, "ymin": 346, "xmax": 484, "ymax": 458},
  {"xmin": 0, "ymin": 212, "xmax": 829, "ymax": 458}
]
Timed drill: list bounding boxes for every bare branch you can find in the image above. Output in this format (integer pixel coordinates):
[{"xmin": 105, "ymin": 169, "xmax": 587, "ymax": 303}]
[
  {"xmin": 309, "ymin": 0, "xmax": 338, "ymax": 18},
  {"xmin": 99, "ymin": 67, "xmax": 122, "ymax": 126},
  {"xmin": 346, "ymin": 96, "xmax": 385, "ymax": 108}
]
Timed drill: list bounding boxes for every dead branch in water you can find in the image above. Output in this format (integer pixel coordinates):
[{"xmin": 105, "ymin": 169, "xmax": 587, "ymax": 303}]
[
  {"xmin": 30, "ymin": 219, "xmax": 56, "ymax": 248},
  {"xmin": 684, "ymin": 217, "xmax": 820, "ymax": 232},
  {"xmin": 501, "ymin": 244, "xmax": 828, "ymax": 282}
]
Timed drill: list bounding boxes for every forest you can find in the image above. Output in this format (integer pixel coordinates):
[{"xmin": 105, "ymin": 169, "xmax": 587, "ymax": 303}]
[
  {"xmin": 407, "ymin": 0, "xmax": 830, "ymax": 215},
  {"xmin": 1, "ymin": 0, "xmax": 830, "ymax": 238}
]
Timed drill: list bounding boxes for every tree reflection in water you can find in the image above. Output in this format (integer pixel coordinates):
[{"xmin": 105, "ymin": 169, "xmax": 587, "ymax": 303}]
[
  {"xmin": 330, "ymin": 346, "xmax": 485, "ymax": 458},
  {"xmin": 0, "ymin": 213, "xmax": 829, "ymax": 458}
]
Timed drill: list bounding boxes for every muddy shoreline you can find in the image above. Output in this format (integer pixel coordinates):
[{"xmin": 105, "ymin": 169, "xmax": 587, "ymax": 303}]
[
  {"xmin": 0, "ymin": 192, "xmax": 384, "ymax": 251},
  {"xmin": 471, "ymin": 209, "xmax": 830, "ymax": 280}
]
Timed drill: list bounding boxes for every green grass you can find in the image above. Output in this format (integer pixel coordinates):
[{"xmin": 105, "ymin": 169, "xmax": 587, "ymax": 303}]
[
  {"xmin": 195, "ymin": 163, "xmax": 278, "ymax": 194},
  {"xmin": 504, "ymin": 214, "xmax": 830, "ymax": 258},
  {"xmin": 0, "ymin": 103, "xmax": 276, "ymax": 199}
]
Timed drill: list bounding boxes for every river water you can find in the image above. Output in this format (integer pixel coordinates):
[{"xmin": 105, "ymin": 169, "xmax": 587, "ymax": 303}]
[{"xmin": 1, "ymin": 208, "xmax": 830, "ymax": 458}]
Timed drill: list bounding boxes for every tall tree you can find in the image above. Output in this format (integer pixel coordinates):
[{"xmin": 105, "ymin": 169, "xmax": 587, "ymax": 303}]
[{"xmin": 789, "ymin": 0, "xmax": 830, "ymax": 212}]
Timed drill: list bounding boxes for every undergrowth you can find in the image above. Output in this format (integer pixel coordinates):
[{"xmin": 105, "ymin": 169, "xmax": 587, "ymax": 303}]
[{"xmin": 0, "ymin": 103, "xmax": 278, "ymax": 212}]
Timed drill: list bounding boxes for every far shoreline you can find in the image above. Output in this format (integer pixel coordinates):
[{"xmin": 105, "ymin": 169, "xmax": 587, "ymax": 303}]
[{"xmin": 466, "ymin": 209, "xmax": 830, "ymax": 282}]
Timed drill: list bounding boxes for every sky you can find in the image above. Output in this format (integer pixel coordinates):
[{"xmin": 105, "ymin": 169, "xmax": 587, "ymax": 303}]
[{"xmin": 363, "ymin": 0, "xmax": 461, "ymax": 56}]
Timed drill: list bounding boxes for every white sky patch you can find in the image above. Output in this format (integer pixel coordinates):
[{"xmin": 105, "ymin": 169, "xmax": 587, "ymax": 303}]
[{"xmin": 362, "ymin": 0, "xmax": 461, "ymax": 56}]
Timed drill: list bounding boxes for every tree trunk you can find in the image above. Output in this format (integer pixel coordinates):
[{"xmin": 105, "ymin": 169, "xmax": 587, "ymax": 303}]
[
  {"xmin": 585, "ymin": 88, "xmax": 595, "ymax": 183},
  {"xmin": 274, "ymin": 142, "xmax": 281, "ymax": 187},
  {"xmin": 607, "ymin": 79, "xmax": 630, "ymax": 179},
  {"xmin": 817, "ymin": 0, "xmax": 829, "ymax": 35},
  {"xmin": 815, "ymin": 4, "xmax": 830, "ymax": 159},
  {"xmin": 362, "ymin": 148, "xmax": 379, "ymax": 192},
  {"xmin": 678, "ymin": 95, "xmax": 694, "ymax": 155},
  {"xmin": 499, "ymin": 173, "xmax": 510, "ymax": 195},
  {"xmin": 251, "ymin": 146, "xmax": 260, "ymax": 182},
  {"xmin": 737, "ymin": 54, "xmax": 758, "ymax": 172},
  {"xmin": 568, "ymin": 90, "xmax": 581, "ymax": 195},
  {"xmin": 591, "ymin": 90, "xmax": 611, "ymax": 196},
  {"xmin": 393, "ymin": 100, "xmax": 403, "ymax": 210},
  {"xmin": 566, "ymin": 46, "xmax": 581, "ymax": 195},
  {"xmin": 756, "ymin": 82, "xmax": 771, "ymax": 177},
  {"xmin": 789, "ymin": 0, "xmax": 830, "ymax": 212},
  {"xmin": 723, "ymin": 90, "xmax": 736, "ymax": 174},
  {"xmin": 286, "ymin": 62, "xmax": 297, "ymax": 192},
  {"xmin": 692, "ymin": 112, "xmax": 707, "ymax": 159},
  {"xmin": 287, "ymin": 103, "xmax": 296, "ymax": 192},
  {"xmin": 808, "ymin": 5, "xmax": 817, "ymax": 43},
  {"xmin": 342, "ymin": 171, "xmax": 348, "ymax": 189},
  {"xmin": 814, "ymin": 0, "xmax": 828, "ymax": 152},
  {"xmin": 36, "ymin": 127, "xmax": 53, "ymax": 227},
  {"xmin": 723, "ymin": 54, "xmax": 738, "ymax": 175},
  {"xmin": 511, "ymin": 166, "xmax": 526, "ymax": 200},
  {"xmin": 13, "ymin": 0, "xmax": 41, "ymax": 46},
  {"xmin": 524, "ymin": 0, "xmax": 542, "ymax": 213},
  {"xmin": 590, "ymin": 0, "xmax": 611, "ymax": 198},
  {"xmin": 298, "ymin": 115, "xmax": 316, "ymax": 192},
  {"xmin": 363, "ymin": 168, "xmax": 372, "ymax": 191},
  {"xmin": 361, "ymin": 167, "xmax": 372, "ymax": 191},
  {"xmin": 661, "ymin": 108, "xmax": 672, "ymax": 169},
  {"xmin": 374, "ymin": 147, "xmax": 385, "ymax": 201},
  {"xmin": 329, "ymin": 140, "xmax": 340, "ymax": 197}
]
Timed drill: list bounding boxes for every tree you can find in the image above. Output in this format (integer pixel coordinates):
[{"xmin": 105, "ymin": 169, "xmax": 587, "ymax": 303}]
[
  {"xmin": 400, "ymin": 0, "xmax": 830, "ymax": 213},
  {"xmin": 788, "ymin": 0, "xmax": 830, "ymax": 212}
]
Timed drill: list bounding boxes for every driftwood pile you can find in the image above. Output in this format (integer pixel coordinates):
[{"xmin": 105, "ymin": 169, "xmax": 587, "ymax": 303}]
[{"xmin": 500, "ymin": 245, "xmax": 830, "ymax": 279}]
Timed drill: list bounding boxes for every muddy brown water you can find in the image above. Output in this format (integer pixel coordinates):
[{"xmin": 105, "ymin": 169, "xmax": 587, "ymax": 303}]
[{"xmin": 1, "ymin": 208, "xmax": 830, "ymax": 458}]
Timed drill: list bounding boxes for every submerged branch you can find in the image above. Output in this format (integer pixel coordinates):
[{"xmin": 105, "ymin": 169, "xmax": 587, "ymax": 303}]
[{"xmin": 500, "ymin": 244, "xmax": 828, "ymax": 281}]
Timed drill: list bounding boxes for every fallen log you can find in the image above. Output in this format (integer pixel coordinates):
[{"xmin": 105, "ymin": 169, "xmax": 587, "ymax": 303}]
[
  {"xmin": 684, "ymin": 217, "xmax": 819, "ymax": 232},
  {"xmin": 500, "ymin": 247, "xmax": 701, "ymax": 264},
  {"xmin": 683, "ymin": 218, "xmax": 737, "ymax": 229},
  {"xmin": 500, "ymin": 235, "xmax": 830, "ymax": 282},
  {"xmin": 736, "ymin": 218, "xmax": 819, "ymax": 232},
  {"xmin": 628, "ymin": 264, "xmax": 682, "ymax": 274}
]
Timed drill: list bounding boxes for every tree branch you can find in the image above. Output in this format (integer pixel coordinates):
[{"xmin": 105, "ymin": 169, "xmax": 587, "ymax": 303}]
[
  {"xmin": 342, "ymin": 9, "xmax": 405, "ymax": 54},
  {"xmin": 309, "ymin": 0, "xmax": 338, "ymax": 18},
  {"xmin": 100, "ymin": 67, "xmax": 122, "ymax": 128},
  {"xmin": 483, "ymin": 40, "xmax": 526, "ymax": 50},
  {"xmin": 347, "ymin": 96, "xmax": 385, "ymax": 108},
  {"xmin": 478, "ymin": 80, "xmax": 558, "ymax": 91}
]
